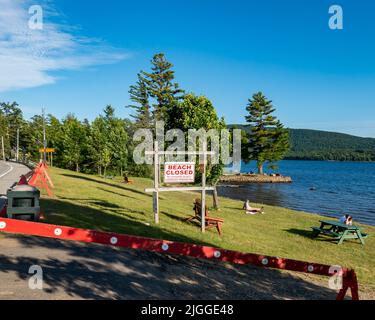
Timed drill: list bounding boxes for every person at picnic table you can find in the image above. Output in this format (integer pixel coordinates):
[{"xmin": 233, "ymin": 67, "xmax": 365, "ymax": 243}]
[
  {"xmin": 243, "ymin": 200, "xmax": 264, "ymax": 215},
  {"xmin": 346, "ymin": 216, "xmax": 353, "ymax": 226},
  {"xmin": 339, "ymin": 214, "xmax": 353, "ymax": 225}
]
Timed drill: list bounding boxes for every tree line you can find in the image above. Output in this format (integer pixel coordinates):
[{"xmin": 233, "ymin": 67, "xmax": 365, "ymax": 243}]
[
  {"xmin": 1, "ymin": 53, "xmax": 290, "ymax": 179},
  {"xmin": 285, "ymin": 150, "xmax": 375, "ymax": 162},
  {"xmin": 0, "ymin": 103, "xmax": 132, "ymax": 177}
]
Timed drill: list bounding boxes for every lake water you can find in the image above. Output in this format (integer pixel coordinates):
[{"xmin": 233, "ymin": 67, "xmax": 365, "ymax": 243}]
[{"xmin": 218, "ymin": 160, "xmax": 375, "ymax": 226}]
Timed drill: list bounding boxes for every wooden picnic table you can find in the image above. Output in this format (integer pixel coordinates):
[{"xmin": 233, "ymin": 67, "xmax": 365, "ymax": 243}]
[{"xmin": 312, "ymin": 220, "xmax": 368, "ymax": 245}]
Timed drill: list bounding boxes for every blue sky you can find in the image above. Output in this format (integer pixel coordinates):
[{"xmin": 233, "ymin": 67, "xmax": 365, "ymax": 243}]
[{"xmin": 1, "ymin": 0, "xmax": 375, "ymax": 137}]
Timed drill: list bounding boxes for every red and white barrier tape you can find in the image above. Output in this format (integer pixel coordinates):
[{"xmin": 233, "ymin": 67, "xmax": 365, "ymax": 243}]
[{"xmin": 0, "ymin": 217, "xmax": 359, "ymax": 300}]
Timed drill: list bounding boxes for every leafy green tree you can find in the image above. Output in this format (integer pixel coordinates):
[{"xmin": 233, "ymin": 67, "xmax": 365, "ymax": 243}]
[
  {"xmin": 104, "ymin": 106, "xmax": 129, "ymax": 176},
  {"xmin": 90, "ymin": 116, "xmax": 107, "ymax": 175},
  {"xmin": 78, "ymin": 118, "xmax": 93, "ymax": 172},
  {"xmin": 173, "ymin": 94, "xmax": 226, "ymax": 184},
  {"xmin": 141, "ymin": 53, "xmax": 184, "ymax": 125},
  {"xmin": 90, "ymin": 106, "xmax": 129, "ymax": 176},
  {"xmin": 23, "ymin": 115, "xmax": 44, "ymax": 161},
  {"xmin": 0, "ymin": 102, "xmax": 25, "ymax": 158},
  {"xmin": 61, "ymin": 114, "xmax": 88, "ymax": 172},
  {"xmin": 123, "ymin": 119, "xmax": 153, "ymax": 178},
  {"xmin": 243, "ymin": 92, "xmax": 289, "ymax": 174},
  {"xmin": 19, "ymin": 113, "xmax": 63, "ymax": 164},
  {"xmin": 0, "ymin": 108, "xmax": 7, "ymax": 155},
  {"xmin": 101, "ymin": 147, "xmax": 112, "ymax": 177}
]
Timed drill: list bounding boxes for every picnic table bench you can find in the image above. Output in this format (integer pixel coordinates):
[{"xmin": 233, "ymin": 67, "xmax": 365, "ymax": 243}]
[
  {"xmin": 312, "ymin": 220, "xmax": 368, "ymax": 245},
  {"xmin": 186, "ymin": 199, "xmax": 224, "ymax": 236}
]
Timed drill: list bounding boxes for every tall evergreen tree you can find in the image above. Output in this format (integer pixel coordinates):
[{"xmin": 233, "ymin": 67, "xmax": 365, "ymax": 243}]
[
  {"xmin": 141, "ymin": 53, "xmax": 184, "ymax": 125},
  {"xmin": 243, "ymin": 92, "xmax": 289, "ymax": 174},
  {"xmin": 103, "ymin": 105, "xmax": 115, "ymax": 120},
  {"xmin": 127, "ymin": 74, "xmax": 152, "ymax": 128}
]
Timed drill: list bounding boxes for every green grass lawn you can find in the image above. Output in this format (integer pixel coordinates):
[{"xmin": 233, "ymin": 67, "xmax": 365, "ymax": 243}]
[{"xmin": 41, "ymin": 167, "xmax": 375, "ymax": 291}]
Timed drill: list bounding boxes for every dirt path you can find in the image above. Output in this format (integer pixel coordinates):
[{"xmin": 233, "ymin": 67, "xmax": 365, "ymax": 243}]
[{"xmin": 0, "ymin": 234, "xmax": 346, "ymax": 300}]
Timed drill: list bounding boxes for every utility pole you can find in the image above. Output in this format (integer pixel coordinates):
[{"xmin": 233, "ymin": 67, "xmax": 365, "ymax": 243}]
[
  {"xmin": 1, "ymin": 136, "xmax": 5, "ymax": 161},
  {"xmin": 42, "ymin": 108, "xmax": 47, "ymax": 164},
  {"xmin": 16, "ymin": 128, "xmax": 19, "ymax": 162}
]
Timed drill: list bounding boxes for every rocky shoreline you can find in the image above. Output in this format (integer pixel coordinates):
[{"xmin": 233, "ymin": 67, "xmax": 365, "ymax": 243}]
[{"xmin": 219, "ymin": 174, "xmax": 292, "ymax": 184}]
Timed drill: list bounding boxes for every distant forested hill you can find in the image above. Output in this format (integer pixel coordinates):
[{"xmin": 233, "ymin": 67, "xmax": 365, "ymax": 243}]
[{"xmin": 229, "ymin": 125, "xmax": 375, "ymax": 161}]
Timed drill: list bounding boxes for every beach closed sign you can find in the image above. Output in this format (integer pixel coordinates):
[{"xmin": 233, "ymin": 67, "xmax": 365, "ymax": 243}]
[{"xmin": 164, "ymin": 162, "xmax": 195, "ymax": 183}]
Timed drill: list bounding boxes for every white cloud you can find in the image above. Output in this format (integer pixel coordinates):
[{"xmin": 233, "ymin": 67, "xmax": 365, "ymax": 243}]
[{"xmin": 0, "ymin": 0, "xmax": 128, "ymax": 92}]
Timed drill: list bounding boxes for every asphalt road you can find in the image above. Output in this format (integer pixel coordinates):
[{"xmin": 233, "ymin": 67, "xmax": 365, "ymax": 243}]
[
  {"xmin": 0, "ymin": 161, "xmax": 30, "ymax": 195},
  {"xmin": 0, "ymin": 234, "xmax": 340, "ymax": 300}
]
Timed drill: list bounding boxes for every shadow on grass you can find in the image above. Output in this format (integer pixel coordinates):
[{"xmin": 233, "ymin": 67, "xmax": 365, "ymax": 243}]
[
  {"xmin": 285, "ymin": 229, "xmax": 341, "ymax": 245},
  {"xmin": 41, "ymin": 198, "xmax": 214, "ymax": 246},
  {"xmin": 96, "ymin": 187, "xmax": 137, "ymax": 200},
  {"xmin": 58, "ymin": 197, "xmax": 147, "ymax": 217},
  {"xmin": 0, "ymin": 234, "xmax": 339, "ymax": 300},
  {"xmin": 286, "ymin": 228, "xmax": 315, "ymax": 238},
  {"xmin": 61, "ymin": 174, "xmax": 152, "ymax": 198},
  {"xmin": 59, "ymin": 197, "xmax": 124, "ymax": 210},
  {"xmin": 97, "ymin": 205, "xmax": 147, "ymax": 218},
  {"xmin": 162, "ymin": 211, "xmax": 189, "ymax": 224}
]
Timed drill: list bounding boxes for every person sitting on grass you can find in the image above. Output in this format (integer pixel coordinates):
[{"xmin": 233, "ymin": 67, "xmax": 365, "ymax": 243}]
[
  {"xmin": 243, "ymin": 200, "xmax": 264, "ymax": 215},
  {"xmin": 122, "ymin": 174, "xmax": 134, "ymax": 184}
]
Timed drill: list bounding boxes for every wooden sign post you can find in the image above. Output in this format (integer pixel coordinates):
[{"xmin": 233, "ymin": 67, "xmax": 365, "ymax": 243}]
[
  {"xmin": 201, "ymin": 140, "xmax": 207, "ymax": 233},
  {"xmin": 145, "ymin": 142, "xmax": 215, "ymax": 233},
  {"xmin": 153, "ymin": 141, "xmax": 160, "ymax": 225}
]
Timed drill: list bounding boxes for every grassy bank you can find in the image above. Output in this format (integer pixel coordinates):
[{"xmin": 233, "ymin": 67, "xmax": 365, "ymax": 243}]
[{"xmin": 41, "ymin": 167, "xmax": 375, "ymax": 291}]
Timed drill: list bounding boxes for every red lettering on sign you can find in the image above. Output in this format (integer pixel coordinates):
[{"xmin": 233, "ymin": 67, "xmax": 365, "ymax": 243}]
[{"xmin": 164, "ymin": 162, "xmax": 195, "ymax": 183}]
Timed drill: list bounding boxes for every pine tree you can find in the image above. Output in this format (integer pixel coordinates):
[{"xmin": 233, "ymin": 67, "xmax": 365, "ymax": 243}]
[
  {"xmin": 127, "ymin": 74, "xmax": 152, "ymax": 128},
  {"xmin": 141, "ymin": 53, "xmax": 184, "ymax": 125},
  {"xmin": 243, "ymin": 92, "xmax": 289, "ymax": 174},
  {"xmin": 104, "ymin": 105, "xmax": 115, "ymax": 120}
]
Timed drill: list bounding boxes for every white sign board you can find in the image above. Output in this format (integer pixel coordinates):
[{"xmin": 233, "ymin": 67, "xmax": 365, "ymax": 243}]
[{"xmin": 164, "ymin": 162, "xmax": 195, "ymax": 184}]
